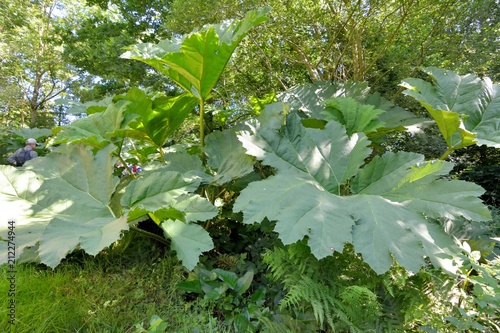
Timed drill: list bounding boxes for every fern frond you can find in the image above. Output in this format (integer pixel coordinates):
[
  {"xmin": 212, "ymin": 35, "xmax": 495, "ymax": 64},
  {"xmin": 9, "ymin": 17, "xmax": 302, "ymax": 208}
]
[
  {"xmin": 263, "ymin": 242, "xmax": 321, "ymax": 283},
  {"xmin": 214, "ymin": 253, "xmax": 239, "ymax": 270},
  {"xmin": 279, "ymin": 276, "xmax": 362, "ymax": 332},
  {"xmin": 339, "ymin": 286, "xmax": 381, "ymax": 324}
]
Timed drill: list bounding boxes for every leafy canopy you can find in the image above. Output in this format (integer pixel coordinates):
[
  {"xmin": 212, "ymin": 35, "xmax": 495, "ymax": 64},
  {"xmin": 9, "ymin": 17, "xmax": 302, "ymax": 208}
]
[{"xmin": 0, "ymin": 4, "xmax": 494, "ymax": 277}]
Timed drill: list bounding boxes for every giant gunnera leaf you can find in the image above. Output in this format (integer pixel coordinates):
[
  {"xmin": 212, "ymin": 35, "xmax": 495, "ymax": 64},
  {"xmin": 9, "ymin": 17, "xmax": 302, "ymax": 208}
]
[
  {"xmin": 53, "ymin": 99, "xmax": 132, "ymax": 149},
  {"xmin": 203, "ymin": 126, "xmax": 255, "ymax": 185},
  {"xmin": 234, "ymin": 112, "xmax": 490, "ymax": 274},
  {"xmin": 122, "ymin": 7, "xmax": 270, "ymax": 101},
  {"xmin": 118, "ymin": 88, "xmax": 199, "ymax": 148},
  {"xmin": 277, "ymin": 81, "xmax": 424, "ymax": 134},
  {"xmin": 0, "ymin": 144, "xmax": 128, "ymax": 268},
  {"xmin": 161, "ymin": 219, "xmax": 214, "ymax": 270},
  {"xmin": 121, "ymin": 170, "xmax": 218, "ymax": 269},
  {"xmin": 402, "ymin": 67, "xmax": 500, "ymax": 149}
]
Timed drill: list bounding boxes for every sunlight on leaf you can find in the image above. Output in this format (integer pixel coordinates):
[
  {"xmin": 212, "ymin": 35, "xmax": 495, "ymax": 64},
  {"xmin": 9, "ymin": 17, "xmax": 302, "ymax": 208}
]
[
  {"xmin": 0, "ymin": 145, "xmax": 128, "ymax": 268},
  {"xmin": 162, "ymin": 220, "xmax": 214, "ymax": 270}
]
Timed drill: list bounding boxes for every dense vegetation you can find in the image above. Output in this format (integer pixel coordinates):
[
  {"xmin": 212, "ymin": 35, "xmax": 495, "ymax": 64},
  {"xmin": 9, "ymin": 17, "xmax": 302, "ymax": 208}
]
[{"xmin": 1, "ymin": 1, "xmax": 499, "ymax": 332}]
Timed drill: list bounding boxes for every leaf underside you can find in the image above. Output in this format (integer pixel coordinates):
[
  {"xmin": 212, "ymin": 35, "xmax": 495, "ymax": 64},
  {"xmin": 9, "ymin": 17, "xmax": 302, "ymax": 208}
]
[
  {"xmin": 0, "ymin": 145, "xmax": 128, "ymax": 268},
  {"xmin": 235, "ymin": 113, "xmax": 490, "ymax": 274},
  {"xmin": 402, "ymin": 67, "xmax": 500, "ymax": 148}
]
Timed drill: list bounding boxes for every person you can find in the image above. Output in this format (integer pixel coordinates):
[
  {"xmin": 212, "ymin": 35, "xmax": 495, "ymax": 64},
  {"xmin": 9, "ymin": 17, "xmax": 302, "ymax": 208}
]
[{"xmin": 8, "ymin": 138, "xmax": 39, "ymax": 166}]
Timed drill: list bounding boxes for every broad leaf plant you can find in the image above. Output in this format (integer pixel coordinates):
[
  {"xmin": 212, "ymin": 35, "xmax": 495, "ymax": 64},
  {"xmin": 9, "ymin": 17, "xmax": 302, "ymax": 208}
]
[{"xmin": 1, "ymin": 8, "xmax": 497, "ymax": 277}]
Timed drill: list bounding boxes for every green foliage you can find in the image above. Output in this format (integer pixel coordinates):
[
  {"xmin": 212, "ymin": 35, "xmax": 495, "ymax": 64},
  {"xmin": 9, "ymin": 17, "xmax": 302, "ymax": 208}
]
[
  {"xmin": 0, "ymin": 8, "xmax": 269, "ymax": 270},
  {"xmin": 263, "ymin": 241, "xmax": 500, "ymax": 332},
  {"xmin": 203, "ymin": 126, "xmax": 255, "ymax": 185},
  {"xmin": 401, "ymin": 67, "xmax": 500, "ymax": 158},
  {"xmin": 0, "ymin": 0, "xmax": 74, "ymax": 128},
  {"xmin": 122, "ymin": 7, "xmax": 270, "ymax": 102},
  {"xmin": 450, "ymin": 248, "xmax": 500, "ymax": 331},
  {"xmin": 118, "ymin": 89, "xmax": 199, "ymax": 148},
  {"xmin": 0, "ymin": 241, "xmax": 232, "ymax": 333},
  {"xmin": 177, "ymin": 265, "xmax": 267, "ymax": 332},
  {"xmin": 1, "ymin": 9, "xmax": 499, "ymax": 331},
  {"xmin": 263, "ymin": 243, "xmax": 381, "ymax": 332},
  {"xmin": 322, "ymin": 97, "xmax": 386, "ymax": 136},
  {"xmin": 0, "ymin": 145, "xmax": 128, "ymax": 268},
  {"xmin": 277, "ymin": 80, "xmax": 425, "ymax": 150},
  {"xmin": 122, "ymin": 6, "xmax": 271, "ymax": 146},
  {"xmin": 234, "ymin": 108, "xmax": 490, "ymax": 274}
]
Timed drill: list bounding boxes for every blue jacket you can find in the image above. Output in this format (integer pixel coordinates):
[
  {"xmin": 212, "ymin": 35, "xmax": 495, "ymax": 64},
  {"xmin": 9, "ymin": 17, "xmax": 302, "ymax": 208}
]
[{"xmin": 7, "ymin": 146, "xmax": 38, "ymax": 166}]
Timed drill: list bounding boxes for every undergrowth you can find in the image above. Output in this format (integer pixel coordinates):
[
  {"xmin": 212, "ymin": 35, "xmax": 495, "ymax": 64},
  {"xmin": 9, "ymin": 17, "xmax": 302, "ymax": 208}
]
[{"xmin": 0, "ymin": 232, "xmax": 231, "ymax": 333}]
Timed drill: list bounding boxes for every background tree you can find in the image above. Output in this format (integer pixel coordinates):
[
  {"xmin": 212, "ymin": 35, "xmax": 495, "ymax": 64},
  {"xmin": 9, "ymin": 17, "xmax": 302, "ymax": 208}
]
[
  {"xmin": 0, "ymin": 0, "xmax": 76, "ymax": 128},
  {"xmin": 54, "ymin": 0, "xmax": 177, "ymax": 101},
  {"xmin": 163, "ymin": 0, "xmax": 499, "ymax": 102}
]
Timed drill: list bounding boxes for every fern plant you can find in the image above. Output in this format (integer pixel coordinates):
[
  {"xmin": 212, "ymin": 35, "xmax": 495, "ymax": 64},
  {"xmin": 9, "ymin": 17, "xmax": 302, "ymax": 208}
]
[
  {"xmin": 263, "ymin": 242, "xmax": 382, "ymax": 332},
  {"xmin": 261, "ymin": 241, "xmax": 499, "ymax": 332}
]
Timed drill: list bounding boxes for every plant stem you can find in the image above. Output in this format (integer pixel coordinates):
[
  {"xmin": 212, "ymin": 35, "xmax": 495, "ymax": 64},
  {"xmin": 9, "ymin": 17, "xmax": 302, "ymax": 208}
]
[
  {"xmin": 129, "ymin": 225, "xmax": 169, "ymax": 245},
  {"xmin": 118, "ymin": 155, "xmax": 137, "ymax": 179},
  {"xmin": 438, "ymin": 147, "xmax": 454, "ymax": 161},
  {"xmin": 199, "ymin": 99, "xmax": 205, "ymax": 147}
]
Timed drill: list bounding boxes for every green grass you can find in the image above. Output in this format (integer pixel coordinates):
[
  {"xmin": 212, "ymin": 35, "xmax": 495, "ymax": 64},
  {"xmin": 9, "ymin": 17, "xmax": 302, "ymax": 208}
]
[{"xmin": 0, "ymin": 235, "xmax": 231, "ymax": 333}]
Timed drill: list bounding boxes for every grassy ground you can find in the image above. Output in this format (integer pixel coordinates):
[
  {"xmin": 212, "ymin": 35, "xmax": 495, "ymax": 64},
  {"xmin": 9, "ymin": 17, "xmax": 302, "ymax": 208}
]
[{"xmin": 0, "ymin": 234, "xmax": 231, "ymax": 333}]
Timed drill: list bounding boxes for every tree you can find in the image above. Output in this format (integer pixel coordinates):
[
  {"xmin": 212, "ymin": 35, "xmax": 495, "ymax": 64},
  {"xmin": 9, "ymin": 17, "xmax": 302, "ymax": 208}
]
[
  {"xmin": 163, "ymin": 0, "xmax": 500, "ymax": 103},
  {"xmin": 0, "ymin": 0, "xmax": 75, "ymax": 128},
  {"xmin": 54, "ymin": 0, "xmax": 176, "ymax": 101}
]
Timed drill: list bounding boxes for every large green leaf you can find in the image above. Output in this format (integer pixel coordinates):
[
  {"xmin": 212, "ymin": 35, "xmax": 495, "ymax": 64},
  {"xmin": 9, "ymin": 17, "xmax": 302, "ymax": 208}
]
[
  {"xmin": 234, "ymin": 174, "xmax": 356, "ymax": 259},
  {"xmin": 0, "ymin": 144, "xmax": 128, "ymax": 268},
  {"xmin": 10, "ymin": 128, "xmax": 52, "ymax": 141},
  {"xmin": 143, "ymin": 150, "xmax": 210, "ymax": 182},
  {"xmin": 364, "ymin": 92, "xmax": 426, "ymax": 130},
  {"xmin": 277, "ymin": 81, "xmax": 424, "ymax": 134},
  {"xmin": 352, "ymin": 152, "xmax": 490, "ymax": 221},
  {"xmin": 322, "ymin": 97, "xmax": 386, "ymax": 135},
  {"xmin": 53, "ymin": 100, "xmax": 131, "ymax": 149},
  {"xmin": 0, "ymin": 167, "xmax": 48, "ymax": 259},
  {"xmin": 203, "ymin": 127, "xmax": 255, "ymax": 185},
  {"xmin": 234, "ymin": 112, "xmax": 490, "ymax": 274},
  {"xmin": 120, "ymin": 168, "xmax": 217, "ymax": 269},
  {"xmin": 402, "ymin": 67, "xmax": 500, "ymax": 148},
  {"xmin": 350, "ymin": 196, "xmax": 428, "ymax": 273},
  {"xmin": 120, "ymin": 170, "xmax": 217, "ymax": 224},
  {"xmin": 351, "ymin": 152, "xmax": 446, "ymax": 195},
  {"xmin": 238, "ymin": 113, "xmax": 371, "ymax": 195},
  {"xmin": 122, "ymin": 7, "xmax": 270, "ymax": 101},
  {"xmin": 161, "ymin": 219, "xmax": 214, "ymax": 270},
  {"xmin": 278, "ymin": 81, "xmax": 370, "ymax": 118},
  {"xmin": 120, "ymin": 88, "xmax": 198, "ymax": 147}
]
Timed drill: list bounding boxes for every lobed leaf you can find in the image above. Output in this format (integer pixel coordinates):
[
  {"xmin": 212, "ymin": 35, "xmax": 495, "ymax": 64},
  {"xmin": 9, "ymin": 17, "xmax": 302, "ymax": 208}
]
[
  {"xmin": 402, "ymin": 67, "xmax": 500, "ymax": 148},
  {"xmin": 152, "ymin": 150, "xmax": 210, "ymax": 182},
  {"xmin": 277, "ymin": 81, "xmax": 424, "ymax": 134},
  {"xmin": 350, "ymin": 196, "xmax": 427, "ymax": 274},
  {"xmin": 121, "ymin": 88, "xmax": 199, "ymax": 147},
  {"xmin": 0, "ymin": 145, "xmax": 128, "ymax": 268},
  {"xmin": 233, "ymin": 174, "xmax": 355, "ymax": 258},
  {"xmin": 323, "ymin": 97, "xmax": 386, "ymax": 135},
  {"xmin": 238, "ymin": 113, "xmax": 371, "ymax": 195},
  {"xmin": 53, "ymin": 100, "xmax": 131, "ymax": 148},
  {"xmin": 161, "ymin": 219, "xmax": 214, "ymax": 270},
  {"xmin": 121, "ymin": 170, "xmax": 217, "ymax": 223},
  {"xmin": 234, "ymin": 112, "xmax": 490, "ymax": 274},
  {"xmin": 122, "ymin": 7, "xmax": 271, "ymax": 101},
  {"xmin": 278, "ymin": 81, "xmax": 370, "ymax": 119},
  {"xmin": 203, "ymin": 127, "xmax": 255, "ymax": 185},
  {"xmin": 353, "ymin": 151, "xmax": 491, "ymax": 221}
]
